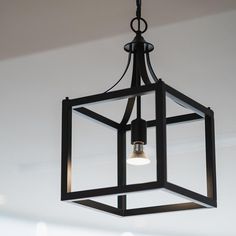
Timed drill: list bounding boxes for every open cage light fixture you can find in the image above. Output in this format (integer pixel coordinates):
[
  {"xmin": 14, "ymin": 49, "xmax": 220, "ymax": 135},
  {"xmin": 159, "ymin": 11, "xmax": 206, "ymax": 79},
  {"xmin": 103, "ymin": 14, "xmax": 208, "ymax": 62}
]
[{"xmin": 61, "ymin": 0, "xmax": 217, "ymax": 216}]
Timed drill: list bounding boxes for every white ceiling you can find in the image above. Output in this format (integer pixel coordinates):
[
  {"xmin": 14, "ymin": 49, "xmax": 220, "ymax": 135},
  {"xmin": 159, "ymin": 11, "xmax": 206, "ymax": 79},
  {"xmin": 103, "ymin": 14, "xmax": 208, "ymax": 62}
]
[
  {"xmin": 1, "ymin": 0, "xmax": 236, "ymax": 60},
  {"xmin": 0, "ymin": 1, "xmax": 236, "ymax": 236}
]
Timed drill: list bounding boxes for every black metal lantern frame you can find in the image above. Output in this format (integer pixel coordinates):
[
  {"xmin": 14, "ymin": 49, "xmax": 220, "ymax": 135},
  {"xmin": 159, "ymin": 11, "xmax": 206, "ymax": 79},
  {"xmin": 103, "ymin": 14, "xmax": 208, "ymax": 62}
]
[
  {"xmin": 61, "ymin": 81, "xmax": 217, "ymax": 216},
  {"xmin": 61, "ymin": 0, "xmax": 216, "ymax": 216}
]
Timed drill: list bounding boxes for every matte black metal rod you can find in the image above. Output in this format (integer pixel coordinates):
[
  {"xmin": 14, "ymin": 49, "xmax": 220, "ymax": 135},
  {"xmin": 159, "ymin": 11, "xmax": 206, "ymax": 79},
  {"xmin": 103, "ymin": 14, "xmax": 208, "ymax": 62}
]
[
  {"xmin": 165, "ymin": 84, "xmax": 212, "ymax": 117},
  {"xmin": 156, "ymin": 80, "xmax": 167, "ymax": 184},
  {"xmin": 117, "ymin": 129, "xmax": 127, "ymax": 212},
  {"xmin": 120, "ymin": 52, "xmax": 139, "ymax": 125},
  {"xmin": 75, "ymin": 200, "xmax": 123, "ymax": 216},
  {"xmin": 104, "ymin": 52, "xmax": 132, "ymax": 93},
  {"xmin": 74, "ymin": 107, "xmax": 120, "ymax": 129},
  {"xmin": 69, "ymin": 83, "xmax": 157, "ymax": 107},
  {"xmin": 125, "ymin": 113, "xmax": 203, "ymax": 131},
  {"xmin": 165, "ymin": 182, "xmax": 216, "ymax": 207},
  {"xmin": 205, "ymin": 114, "xmax": 217, "ymax": 202},
  {"xmin": 62, "ymin": 181, "xmax": 162, "ymax": 200},
  {"xmin": 137, "ymin": 96, "xmax": 141, "ymax": 119},
  {"xmin": 146, "ymin": 53, "xmax": 159, "ymax": 83},
  {"xmin": 138, "ymin": 48, "xmax": 152, "ymax": 84},
  {"xmin": 125, "ymin": 202, "xmax": 204, "ymax": 216},
  {"xmin": 136, "ymin": 0, "xmax": 142, "ymax": 19},
  {"xmin": 76, "ymin": 200, "xmax": 204, "ymax": 217},
  {"xmin": 61, "ymin": 98, "xmax": 72, "ymax": 198}
]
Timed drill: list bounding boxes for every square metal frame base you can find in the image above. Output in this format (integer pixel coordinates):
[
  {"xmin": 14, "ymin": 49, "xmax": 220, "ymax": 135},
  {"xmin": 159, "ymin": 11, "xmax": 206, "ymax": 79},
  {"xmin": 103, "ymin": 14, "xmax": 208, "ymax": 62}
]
[{"xmin": 61, "ymin": 81, "xmax": 217, "ymax": 216}]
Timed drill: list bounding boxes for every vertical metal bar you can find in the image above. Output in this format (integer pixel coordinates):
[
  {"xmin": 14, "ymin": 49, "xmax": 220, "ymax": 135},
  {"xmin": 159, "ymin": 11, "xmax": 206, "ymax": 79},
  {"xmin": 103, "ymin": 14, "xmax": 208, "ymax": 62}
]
[
  {"xmin": 118, "ymin": 195, "xmax": 127, "ymax": 212},
  {"xmin": 61, "ymin": 98, "xmax": 72, "ymax": 199},
  {"xmin": 146, "ymin": 53, "xmax": 158, "ymax": 83},
  {"xmin": 156, "ymin": 81, "xmax": 167, "ymax": 185},
  {"xmin": 120, "ymin": 53, "xmax": 137, "ymax": 126},
  {"xmin": 117, "ymin": 128, "xmax": 127, "ymax": 211},
  {"xmin": 136, "ymin": 48, "xmax": 142, "ymax": 120},
  {"xmin": 138, "ymin": 46, "xmax": 152, "ymax": 85},
  {"xmin": 137, "ymin": 96, "xmax": 141, "ymax": 119},
  {"xmin": 205, "ymin": 111, "xmax": 217, "ymax": 203}
]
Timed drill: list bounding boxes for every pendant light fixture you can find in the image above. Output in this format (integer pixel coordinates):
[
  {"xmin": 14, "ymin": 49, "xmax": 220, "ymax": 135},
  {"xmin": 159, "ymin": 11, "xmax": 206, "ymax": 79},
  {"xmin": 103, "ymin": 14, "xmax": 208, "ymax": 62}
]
[{"xmin": 61, "ymin": 0, "xmax": 217, "ymax": 216}]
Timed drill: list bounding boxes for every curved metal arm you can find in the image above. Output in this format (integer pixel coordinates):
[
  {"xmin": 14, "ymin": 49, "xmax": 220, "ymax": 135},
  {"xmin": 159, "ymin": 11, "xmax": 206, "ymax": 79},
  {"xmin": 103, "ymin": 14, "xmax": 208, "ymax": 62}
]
[
  {"xmin": 104, "ymin": 52, "xmax": 132, "ymax": 93},
  {"xmin": 146, "ymin": 53, "xmax": 159, "ymax": 83},
  {"xmin": 120, "ymin": 53, "xmax": 138, "ymax": 125},
  {"xmin": 138, "ymin": 48, "xmax": 152, "ymax": 85}
]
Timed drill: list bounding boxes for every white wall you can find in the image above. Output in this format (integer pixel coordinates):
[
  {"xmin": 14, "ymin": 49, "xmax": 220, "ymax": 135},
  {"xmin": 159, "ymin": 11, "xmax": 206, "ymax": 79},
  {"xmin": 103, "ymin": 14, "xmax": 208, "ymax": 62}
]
[
  {"xmin": 0, "ymin": 216, "xmax": 152, "ymax": 236},
  {"xmin": 0, "ymin": 9, "xmax": 236, "ymax": 236}
]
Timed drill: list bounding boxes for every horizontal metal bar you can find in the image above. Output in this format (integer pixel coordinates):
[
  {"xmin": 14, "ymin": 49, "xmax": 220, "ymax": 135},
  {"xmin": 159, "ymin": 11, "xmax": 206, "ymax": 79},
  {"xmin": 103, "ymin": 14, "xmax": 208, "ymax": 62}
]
[
  {"xmin": 74, "ymin": 200, "xmax": 123, "ymax": 216},
  {"xmin": 165, "ymin": 182, "xmax": 216, "ymax": 207},
  {"xmin": 69, "ymin": 83, "xmax": 158, "ymax": 107},
  {"xmin": 165, "ymin": 84, "xmax": 213, "ymax": 117},
  {"xmin": 62, "ymin": 181, "xmax": 162, "ymax": 201},
  {"xmin": 166, "ymin": 113, "xmax": 202, "ymax": 125},
  {"xmin": 125, "ymin": 113, "xmax": 202, "ymax": 130},
  {"xmin": 124, "ymin": 202, "xmax": 204, "ymax": 216},
  {"xmin": 74, "ymin": 107, "xmax": 120, "ymax": 129}
]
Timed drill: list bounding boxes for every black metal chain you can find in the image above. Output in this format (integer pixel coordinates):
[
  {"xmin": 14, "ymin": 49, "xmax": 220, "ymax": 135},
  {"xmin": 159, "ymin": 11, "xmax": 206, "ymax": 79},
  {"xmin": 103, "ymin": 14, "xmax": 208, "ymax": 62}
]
[
  {"xmin": 136, "ymin": 0, "xmax": 141, "ymax": 31},
  {"xmin": 131, "ymin": 0, "xmax": 147, "ymax": 34},
  {"xmin": 104, "ymin": 0, "xmax": 153, "ymax": 94}
]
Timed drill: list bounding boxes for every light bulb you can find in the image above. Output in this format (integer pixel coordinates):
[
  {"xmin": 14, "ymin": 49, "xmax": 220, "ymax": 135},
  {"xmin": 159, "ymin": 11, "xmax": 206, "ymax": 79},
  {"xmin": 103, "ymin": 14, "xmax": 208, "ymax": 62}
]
[{"xmin": 127, "ymin": 141, "xmax": 150, "ymax": 166}]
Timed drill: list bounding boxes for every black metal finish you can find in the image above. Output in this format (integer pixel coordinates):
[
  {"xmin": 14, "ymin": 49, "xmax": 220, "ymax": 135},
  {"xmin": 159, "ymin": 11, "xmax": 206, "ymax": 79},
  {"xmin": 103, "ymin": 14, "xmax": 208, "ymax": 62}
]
[
  {"xmin": 117, "ymin": 128, "xmax": 127, "ymax": 212},
  {"xmin": 146, "ymin": 53, "xmax": 158, "ymax": 82},
  {"xmin": 75, "ymin": 200, "xmax": 123, "ymax": 216},
  {"xmin": 124, "ymin": 34, "xmax": 154, "ymax": 53},
  {"xmin": 69, "ymin": 83, "xmax": 157, "ymax": 107},
  {"xmin": 124, "ymin": 202, "xmax": 204, "ymax": 216},
  {"xmin": 205, "ymin": 111, "xmax": 217, "ymax": 203},
  {"xmin": 131, "ymin": 118, "xmax": 147, "ymax": 144},
  {"xmin": 104, "ymin": 52, "xmax": 132, "ymax": 93},
  {"xmin": 120, "ymin": 52, "xmax": 137, "ymax": 126},
  {"xmin": 61, "ymin": 81, "xmax": 216, "ymax": 216},
  {"xmin": 61, "ymin": 0, "xmax": 216, "ymax": 217},
  {"xmin": 125, "ymin": 113, "xmax": 203, "ymax": 131},
  {"xmin": 75, "ymin": 107, "xmax": 120, "ymax": 129},
  {"xmin": 165, "ymin": 84, "xmax": 212, "ymax": 117},
  {"xmin": 166, "ymin": 113, "xmax": 202, "ymax": 125},
  {"xmin": 61, "ymin": 97, "xmax": 72, "ymax": 199},
  {"xmin": 63, "ymin": 181, "xmax": 162, "ymax": 201},
  {"xmin": 156, "ymin": 80, "xmax": 167, "ymax": 184},
  {"xmin": 165, "ymin": 182, "xmax": 216, "ymax": 207}
]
